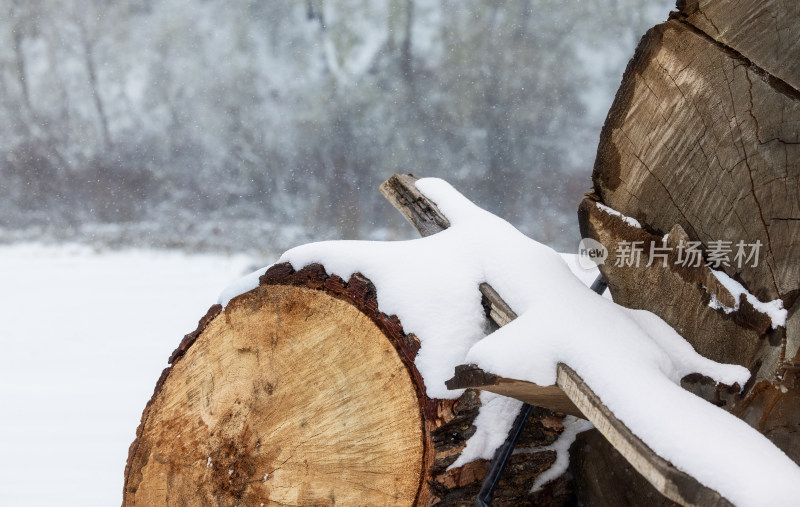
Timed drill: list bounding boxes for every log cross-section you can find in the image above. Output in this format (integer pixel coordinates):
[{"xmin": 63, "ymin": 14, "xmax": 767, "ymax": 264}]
[
  {"xmin": 123, "ymin": 231, "xmax": 571, "ymax": 505},
  {"xmin": 124, "ymin": 282, "xmax": 428, "ymax": 506},
  {"xmin": 380, "ymin": 173, "xmax": 732, "ymax": 507}
]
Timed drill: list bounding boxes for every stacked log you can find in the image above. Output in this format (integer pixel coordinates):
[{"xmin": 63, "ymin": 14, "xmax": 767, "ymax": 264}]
[
  {"xmin": 122, "ymin": 263, "xmax": 571, "ymax": 506},
  {"xmin": 123, "ymin": 0, "xmax": 800, "ymax": 504},
  {"xmin": 576, "ymin": 0, "xmax": 800, "ymax": 503}
]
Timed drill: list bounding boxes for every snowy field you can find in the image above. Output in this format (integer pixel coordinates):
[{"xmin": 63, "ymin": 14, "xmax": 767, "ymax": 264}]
[{"xmin": 0, "ymin": 244, "xmax": 254, "ymax": 506}]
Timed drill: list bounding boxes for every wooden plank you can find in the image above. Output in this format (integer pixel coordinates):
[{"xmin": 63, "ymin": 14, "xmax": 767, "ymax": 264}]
[
  {"xmin": 559, "ymin": 364, "xmax": 731, "ymax": 507},
  {"xmin": 446, "ymin": 364, "xmax": 582, "ymax": 418},
  {"xmin": 381, "ymin": 173, "xmax": 732, "ymax": 507},
  {"xmin": 678, "ymin": 0, "xmax": 800, "ymax": 91}
]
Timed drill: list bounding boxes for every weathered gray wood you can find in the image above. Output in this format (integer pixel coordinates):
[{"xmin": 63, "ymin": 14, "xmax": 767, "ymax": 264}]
[
  {"xmin": 583, "ymin": 1, "xmax": 800, "ymax": 472},
  {"xmin": 381, "ymin": 173, "xmax": 730, "ymax": 507},
  {"xmin": 558, "ymin": 365, "xmax": 730, "ymax": 507},
  {"xmin": 592, "ymin": 19, "xmax": 800, "ymax": 304},
  {"xmin": 379, "ymin": 173, "xmax": 450, "ymax": 237},
  {"xmin": 477, "ymin": 283, "xmax": 516, "ymax": 327},
  {"xmin": 580, "ymin": 0, "xmax": 800, "ymax": 502},
  {"xmin": 678, "ymin": 0, "xmax": 800, "ymax": 92},
  {"xmin": 578, "ymin": 201, "xmax": 776, "ymax": 377}
]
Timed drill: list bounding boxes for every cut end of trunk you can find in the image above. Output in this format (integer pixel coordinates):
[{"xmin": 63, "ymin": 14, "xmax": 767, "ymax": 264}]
[
  {"xmin": 124, "ymin": 282, "xmax": 425, "ymax": 506},
  {"xmin": 123, "ymin": 263, "xmax": 571, "ymax": 506}
]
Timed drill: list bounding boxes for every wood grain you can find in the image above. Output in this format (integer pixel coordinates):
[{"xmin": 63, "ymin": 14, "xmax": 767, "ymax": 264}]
[
  {"xmin": 592, "ymin": 18, "xmax": 800, "ymax": 303},
  {"xmin": 446, "ymin": 365, "xmax": 582, "ymax": 418},
  {"xmin": 584, "ymin": 1, "xmax": 800, "ymax": 462},
  {"xmin": 678, "ymin": 0, "xmax": 800, "ymax": 92},
  {"xmin": 557, "ymin": 365, "xmax": 730, "ymax": 507},
  {"xmin": 124, "ymin": 284, "xmax": 424, "ymax": 506},
  {"xmin": 578, "ymin": 198, "xmax": 777, "ymax": 380},
  {"xmin": 124, "ymin": 260, "xmax": 570, "ymax": 506},
  {"xmin": 582, "ymin": 0, "xmax": 800, "ymax": 502},
  {"xmin": 379, "ymin": 173, "xmax": 451, "ymax": 237}
]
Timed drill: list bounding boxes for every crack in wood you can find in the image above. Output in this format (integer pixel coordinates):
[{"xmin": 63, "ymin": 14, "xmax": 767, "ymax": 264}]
[
  {"xmin": 737, "ymin": 113, "xmax": 780, "ymax": 294},
  {"xmin": 674, "ymin": 16, "xmax": 800, "ymax": 100}
]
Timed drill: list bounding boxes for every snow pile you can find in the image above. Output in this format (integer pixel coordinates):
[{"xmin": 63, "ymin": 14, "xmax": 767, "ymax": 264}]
[
  {"xmin": 448, "ymin": 392, "xmax": 523, "ymax": 469},
  {"xmin": 220, "ymin": 178, "xmax": 800, "ymax": 506},
  {"xmin": 708, "ymin": 269, "xmax": 787, "ymax": 329},
  {"xmin": 526, "ymin": 416, "xmax": 594, "ymax": 492},
  {"xmin": 595, "ymin": 201, "xmax": 642, "ymax": 228},
  {"xmin": 219, "ymin": 266, "xmax": 270, "ymax": 307}
]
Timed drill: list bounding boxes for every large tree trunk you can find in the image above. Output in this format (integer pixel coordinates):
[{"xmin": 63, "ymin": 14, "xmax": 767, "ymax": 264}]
[
  {"xmin": 577, "ymin": 0, "xmax": 800, "ymax": 503},
  {"xmin": 123, "ymin": 263, "xmax": 571, "ymax": 506}
]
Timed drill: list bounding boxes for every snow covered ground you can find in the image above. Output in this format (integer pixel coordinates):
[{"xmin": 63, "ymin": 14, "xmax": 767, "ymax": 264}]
[{"xmin": 0, "ymin": 244, "xmax": 253, "ymax": 506}]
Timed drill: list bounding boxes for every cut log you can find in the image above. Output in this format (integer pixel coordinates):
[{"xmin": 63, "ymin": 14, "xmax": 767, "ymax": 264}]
[
  {"xmin": 123, "ymin": 262, "xmax": 570, "ymax": 506},
  {"xmin": 591, "ymin": 16, "xmax": 800, "ymax": 304},
  {"xmin": 579, "ymin": 0, "xmax": 800, "ymax": 503},
  {"xmin": 583, "ymin": 1, "xmax": 800, "ymax": 448},
  {"xmin": 125, "ymin": 281, "xmax": 424, "ymax": 505},
  {"xmin": 381, "ymin": 174, "xmax": 730, "ymax": 507}
]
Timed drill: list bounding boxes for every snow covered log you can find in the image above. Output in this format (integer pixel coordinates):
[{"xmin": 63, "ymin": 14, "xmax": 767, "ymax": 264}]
[
  {"xmin": 381, "ymin": 175, "xmax": 579, "ymax": 418},
  {"xmin": 122, "ymin": 262, "xmax": 571, "ymax": 506},
  {"xmin": 382, "ymin": 174, "xmax": 736, "ymax": 507},
  {"xmin": 579, "ymin": 0, "xmax": 800, "ymax": 502}
]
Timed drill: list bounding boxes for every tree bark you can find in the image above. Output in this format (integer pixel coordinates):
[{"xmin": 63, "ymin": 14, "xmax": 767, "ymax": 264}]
[{"xmin": 123, "ymin": 262, "xmax": 571, "ymax": 506}]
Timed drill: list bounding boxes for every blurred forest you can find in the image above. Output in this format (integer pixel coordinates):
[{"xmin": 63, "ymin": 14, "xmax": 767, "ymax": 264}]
[{"xmin": 0, "ymin": 0, "xmax": 672, "ymax": 255}]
